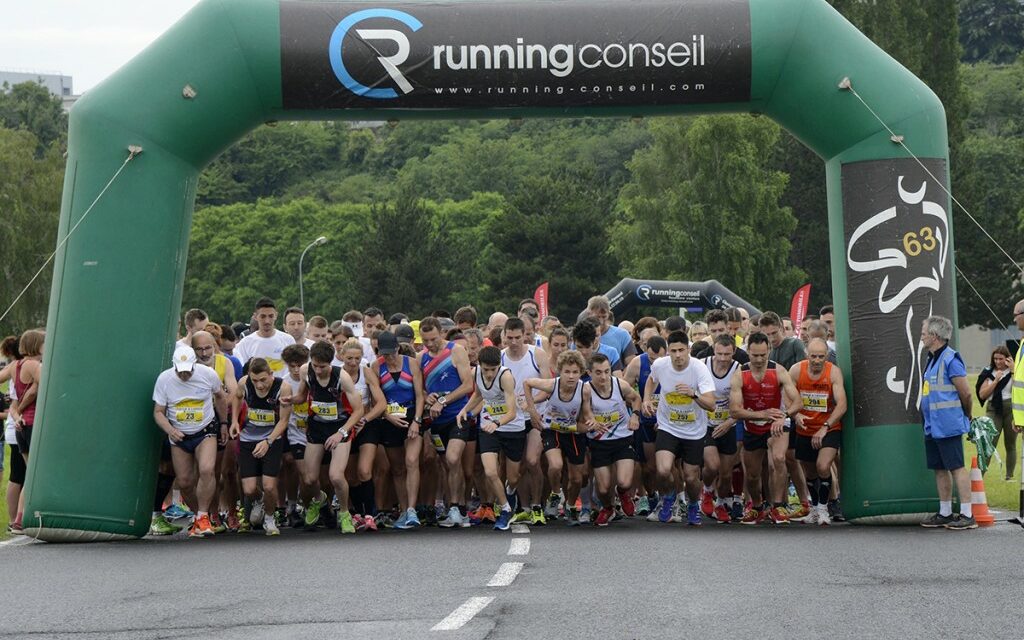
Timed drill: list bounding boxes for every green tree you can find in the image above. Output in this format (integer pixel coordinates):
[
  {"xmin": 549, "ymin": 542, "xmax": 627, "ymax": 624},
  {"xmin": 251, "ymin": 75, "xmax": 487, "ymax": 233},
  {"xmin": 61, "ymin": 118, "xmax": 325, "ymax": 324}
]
[
  {"xmin": 959, "ymin": 0, "xmax": 1024, "ymax": 64},
  {"xmin": 0, "ymin": 128, "xmax": 65, "ymax": 335},
  {"xmin": 0, "ymin": 81, "xmax": 67, "ymax": 154},
  {"xmin": 614, "ymin": 116, "xmax": 804, "ymax": 313}
]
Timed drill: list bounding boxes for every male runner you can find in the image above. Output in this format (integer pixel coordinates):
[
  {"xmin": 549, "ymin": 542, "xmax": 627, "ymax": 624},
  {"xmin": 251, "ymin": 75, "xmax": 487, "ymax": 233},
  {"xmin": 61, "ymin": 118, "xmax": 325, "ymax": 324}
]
[
  {"xmin": 281, "ymin": 343, "xmax": 312, "ymax": 528},
  {"xmin": 586, "ymin": 295, "xmax": 636, "ymax": 365},
  {"xmin": 177, "ymin": 308, "xmax": 209, "ymax": 348},
  {"xmin": 586, "ymin": 353, "xmax": 642, "ymax": 526},
  {"xmin": 790, "ymin": 338, "xmax": 847, "ymax": 525},
  {"xmin": 458, "ymin": 345, "xmax": 522, "ymax": 531},
  {"xmin": 152, "ymin": 345, "xmax": 231, "ymax": 537},
  {"xmin": 642, "ymin": 331, "xmax": 716, "ymax": 526},
  {"xmin": 284, "ymin": 307, "xmax": 307, "ymax": 345},
  {"xmin": 191, "ymin": 331, "xmax": 239, "ymax": 532},
  {"xmin": 702, "ymin": 334, "xmax": 743, "ymax": 523},
  {"xmin": 234, "ymin": 297, "xmax": 296, "ymax": 378},
  {"xmin": 622, "ymin": 334, "xmax": 667, "ymax": 516},
  {"xmin": 729, "ymin": 332, "xmax": 802, "ymax": 525},
  {"xmin": 230, "ymin": 358, "xmax": 292, "ymax": 535}
]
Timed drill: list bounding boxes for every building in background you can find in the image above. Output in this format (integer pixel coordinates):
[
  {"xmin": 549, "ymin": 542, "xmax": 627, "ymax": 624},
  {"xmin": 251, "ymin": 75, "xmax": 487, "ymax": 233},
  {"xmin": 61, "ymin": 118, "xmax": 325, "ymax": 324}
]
[{"xmin": 0, "ymin": 69, "xmax": 79, "ymax": 111}]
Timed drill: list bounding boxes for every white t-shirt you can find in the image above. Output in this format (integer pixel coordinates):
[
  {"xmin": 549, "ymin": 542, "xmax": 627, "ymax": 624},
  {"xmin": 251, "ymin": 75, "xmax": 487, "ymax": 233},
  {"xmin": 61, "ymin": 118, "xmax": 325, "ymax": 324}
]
[
  {"xmin": 234, "ymin": 330, "xmax": 295, "ymax": 378},
  {"xmin": 152, "ymin": 364, "xmax": 223, "ymax": 435},
  {"xmin": 650, "ymin": 356, "xmax": 715, "ymax": 440}
]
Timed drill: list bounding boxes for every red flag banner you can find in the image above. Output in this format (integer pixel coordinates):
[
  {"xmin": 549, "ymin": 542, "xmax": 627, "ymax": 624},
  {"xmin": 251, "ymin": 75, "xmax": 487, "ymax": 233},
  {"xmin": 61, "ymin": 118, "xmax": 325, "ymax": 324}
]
[
  {"xmin": 534, "ymin": 282, "xmax": 550, "ymax": 319},
  {"xmin": 790, "ymin": 283, "xmax": 812, "ymax": 338}
]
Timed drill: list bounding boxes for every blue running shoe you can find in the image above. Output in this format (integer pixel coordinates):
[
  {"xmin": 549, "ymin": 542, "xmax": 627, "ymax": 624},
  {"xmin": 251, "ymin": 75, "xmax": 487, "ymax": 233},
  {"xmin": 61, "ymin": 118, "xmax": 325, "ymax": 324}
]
[
  {"xmin": 687, "ymin": 503, "xmax": 702, "ymax": 526},
  {"xmin": 393, "ymin": 510, "xmax": 410, "ymax": 530},
  {"xmin": 494, "ymin": 509, "xmax": 513, "ymax": 531},
  {"xmin": 658, "ymin": 494, "xmax": 676, "ymax": 523},
  {"xmin": 404, "ymin": 507, "xmax": 421, "ymax": 528},
  {"xmin": 164, "ymin": 503, "xmax": 193, "ymax": 520}
]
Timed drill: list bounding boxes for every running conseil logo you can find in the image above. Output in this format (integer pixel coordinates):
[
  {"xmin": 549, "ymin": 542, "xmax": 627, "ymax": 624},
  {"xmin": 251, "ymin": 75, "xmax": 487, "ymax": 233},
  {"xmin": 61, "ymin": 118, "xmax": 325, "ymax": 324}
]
[
  {"xmin": 635, "ymin": 284, "xmax": 653, "ymax": 302},
  {"xmin": 329, "ymin": 8, "xmax": 422, "ymax": 99}
]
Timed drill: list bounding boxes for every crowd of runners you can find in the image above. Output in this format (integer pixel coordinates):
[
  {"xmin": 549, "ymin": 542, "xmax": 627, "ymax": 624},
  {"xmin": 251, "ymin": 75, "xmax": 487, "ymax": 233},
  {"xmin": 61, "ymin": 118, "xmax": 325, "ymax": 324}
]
[{"xmin": 1, "ymin": 295, "xmax": 858, "ymax": 536}]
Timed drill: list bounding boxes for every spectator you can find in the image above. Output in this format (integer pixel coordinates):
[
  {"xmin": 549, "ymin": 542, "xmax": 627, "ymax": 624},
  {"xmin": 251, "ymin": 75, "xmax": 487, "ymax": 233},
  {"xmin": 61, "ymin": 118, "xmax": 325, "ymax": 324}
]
[{"xmin": 976, "ymin": 345, "xmax": 1016, "ymax": 479}]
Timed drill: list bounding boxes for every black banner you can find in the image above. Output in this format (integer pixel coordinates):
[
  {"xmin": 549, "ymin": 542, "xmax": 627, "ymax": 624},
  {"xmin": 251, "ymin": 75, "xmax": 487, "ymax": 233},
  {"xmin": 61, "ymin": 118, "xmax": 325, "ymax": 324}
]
[
  {"xmin": 604, "ymin": 278, "xmax": 759, "ymax": 317},
  {"xmin": 280, "ymin": 0, "xmax": 751, "ymax": 110},
  {"xmin": 842, "ymin": 158, "xmax": 954, "ymax": 428}
]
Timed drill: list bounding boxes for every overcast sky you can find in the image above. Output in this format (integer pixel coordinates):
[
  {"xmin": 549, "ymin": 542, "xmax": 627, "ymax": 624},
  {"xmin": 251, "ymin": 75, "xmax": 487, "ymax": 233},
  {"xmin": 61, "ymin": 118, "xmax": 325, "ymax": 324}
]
[{"xmin": 1, "ymin": 1, "xmax": 202, "ymax": 93}]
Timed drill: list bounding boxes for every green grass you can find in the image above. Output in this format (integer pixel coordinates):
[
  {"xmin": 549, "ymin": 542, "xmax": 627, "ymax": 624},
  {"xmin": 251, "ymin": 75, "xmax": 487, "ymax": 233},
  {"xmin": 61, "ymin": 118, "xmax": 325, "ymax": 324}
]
[{"xmin": 966, "ymin": 374, "xmax": 1022, "ymax": 513}]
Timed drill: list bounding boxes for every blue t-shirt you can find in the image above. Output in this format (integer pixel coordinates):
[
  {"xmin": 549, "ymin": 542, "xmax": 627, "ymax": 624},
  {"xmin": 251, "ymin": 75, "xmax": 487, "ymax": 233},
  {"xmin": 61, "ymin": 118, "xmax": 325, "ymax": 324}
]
[
  {"xmin": 227, "ymin": 354, "xmax": 244, "ymax": 381},
  {"xmin": 601, "ymin": 325, "xmax": 633, "ymax": 360}
]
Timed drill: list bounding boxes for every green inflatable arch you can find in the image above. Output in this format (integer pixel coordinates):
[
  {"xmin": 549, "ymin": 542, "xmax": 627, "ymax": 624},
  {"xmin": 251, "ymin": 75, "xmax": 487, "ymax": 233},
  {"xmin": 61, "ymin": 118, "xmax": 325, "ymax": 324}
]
[{"xmin": 27, "ymin": 0, "xmax": 956, "ymax": 540}]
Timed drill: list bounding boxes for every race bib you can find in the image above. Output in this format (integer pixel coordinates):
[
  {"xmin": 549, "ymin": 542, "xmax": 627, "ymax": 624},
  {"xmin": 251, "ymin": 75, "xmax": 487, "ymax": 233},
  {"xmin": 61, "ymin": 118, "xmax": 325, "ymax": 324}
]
[
  {"xmin": 294, "ymin": 402, "xmax": 308, "ymax": 429},
  {"xmin": 311, "ymin": 400, "xmax": 339, "ymax": 421},
  {"xmin": 550, "ymin": 421, "xmax": 577, "ymax": 433},
  {"xmin": 801, "ymin": 392, "xmax": 829, "ymax": 413},
  {"xmin": 387, "ymin": 402, "xmax": 406, "ymax": 417},
  {"xmin": 594, "ymin": 411, "xmax": 621, "ymax": 425},
  {"xmin": 484, "ymin": 403, "xmax": 509, "ymax": 417},
  {"xmin": 247, "ymin": 407, "xmax": 275, "ymax": 427},
  {"xmin": 664, "ymin": 392, "xmax": 692, "ymax": 405},
  {"xmin": 431, "ymin": 433, "xmax": 446, "ymax": 452},
  {"xmin": 267, "ymin": 358, "xmax": 285, "ymax": 373},
  {"xmin": 173, "ymin": 398, "xmax": 205, "ymax": 426},
  {"xmin": 669, "ymin": 409, "xmax": 697, "ymax": 424},
  {"xmin": 710, "ymin": 409, "xmax": 730, "ymax": 423}
]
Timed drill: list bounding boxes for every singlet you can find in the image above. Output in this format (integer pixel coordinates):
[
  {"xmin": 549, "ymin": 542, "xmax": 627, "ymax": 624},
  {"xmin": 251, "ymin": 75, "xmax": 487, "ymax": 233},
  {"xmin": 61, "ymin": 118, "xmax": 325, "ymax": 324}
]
[
  {"xmin": 342, "ymin": 366, "xmax": 371, "ymax": 414},
  {"xmin": 422, "ymin": 341, "xmax": 468, "ymax": 423},
  {"xmin": 795, "ymin": 360, "xmax": 837, "ymax": 436},
  {"xmin": 543, "ymin": 376, "xmax": 584, "ymax": 433},
  {"xmin": 286, "ymin": 370, "xmax": 308, "ymax": 444},
  {"xmin": 13, "ymin": 360, "xmax": 36, "ymax": 426},
  {"xmin": 503, "ymin": 348, "xmax": 543, "ymax": 423},
  {"xmin": 588, "ymin": 378, "xmax": 631, "ymax": 441},
  {"xmin": 307, "ymin": 365, "xmax": 350, "ymax": 425},
  {"xmin": 637, "ymin": 353, "xmax": 660, "ymax": 426},
  {"xmin": 741, "ymin": 362, "xmax": 783, "ymax": 435},
  {"xmin": 378, "ymin": 355, "xmax": 415, "ymax": 416},
  {"xmin": 476, "ymin": 365, "xmax": 525, "ymax": 433},
  {"xmin": 703, "ymin": 356, "xmax": 739, "ymax": 427},
  {"xmin": 242, "ymin": 377, "xmax": 282, "ymax": 443}
]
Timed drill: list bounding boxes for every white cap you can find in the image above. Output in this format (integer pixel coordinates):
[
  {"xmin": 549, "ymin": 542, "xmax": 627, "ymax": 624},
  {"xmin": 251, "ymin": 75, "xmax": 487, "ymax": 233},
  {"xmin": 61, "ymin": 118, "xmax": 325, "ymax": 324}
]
[{"xmin": 173, "ymin": 345, "xmax": 197, "ymax": 372}]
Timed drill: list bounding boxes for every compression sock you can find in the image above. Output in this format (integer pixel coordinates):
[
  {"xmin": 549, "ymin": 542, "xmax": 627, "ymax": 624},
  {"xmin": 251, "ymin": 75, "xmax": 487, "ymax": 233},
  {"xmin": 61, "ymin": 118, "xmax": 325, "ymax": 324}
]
[
  {"xmin": 154, "ymin": 473, "xmax": 175, "ymax": 512},
  {"xmin": 807, "ymin": 478, "xmax": 819, "ymax": 506},
  {"xmin": 818, "ymin": 478, "xmax": 832, "ymax": 508}
]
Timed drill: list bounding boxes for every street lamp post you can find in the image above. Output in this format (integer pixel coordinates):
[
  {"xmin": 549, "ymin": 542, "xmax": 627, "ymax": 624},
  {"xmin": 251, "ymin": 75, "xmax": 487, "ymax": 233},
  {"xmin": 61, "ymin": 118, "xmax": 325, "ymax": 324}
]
[{"xmin": 299, "ymin": 236, "xmax": 328, "ymax": 311}]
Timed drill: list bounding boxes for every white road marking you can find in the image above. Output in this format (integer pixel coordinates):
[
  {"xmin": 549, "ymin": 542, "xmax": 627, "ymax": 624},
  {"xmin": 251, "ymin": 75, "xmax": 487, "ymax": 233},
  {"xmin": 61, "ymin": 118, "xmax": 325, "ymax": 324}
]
[
  {"xmin": 487, "ymin": 562, "xmax": 524, "ymax": 587},
  {"xmin": 0, "ymin": 536, "xmax": 35, "ymax": 547},
  {"xmin": 511, "ymin": 524, "xmax": 530, "ymax": 534},
  {"xmin": 432, "ymin": 596, "xmax": 495, "ymax": 631},
  {"xmin": 508, "ymin": 538, "xmax": 530, "ymax": 555}
]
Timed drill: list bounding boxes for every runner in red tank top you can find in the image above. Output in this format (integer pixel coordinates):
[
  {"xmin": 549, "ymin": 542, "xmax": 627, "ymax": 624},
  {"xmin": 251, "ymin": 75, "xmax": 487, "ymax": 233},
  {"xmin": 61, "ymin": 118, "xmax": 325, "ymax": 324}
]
[
  {"xmin": 789, "ymin": 338, "xmax": 847, "ymax": 525},
  {"xmin": 729, "ymin": 332, "xmax": 800, "ymax": 525}
]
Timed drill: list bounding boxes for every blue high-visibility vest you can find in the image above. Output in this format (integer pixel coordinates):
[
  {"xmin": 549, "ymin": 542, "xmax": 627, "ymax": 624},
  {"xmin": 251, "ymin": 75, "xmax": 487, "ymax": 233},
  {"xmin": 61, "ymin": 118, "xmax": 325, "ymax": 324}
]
[{"xmin": 921, "ymin": 346, "xmax": 969, "ymax": 438}]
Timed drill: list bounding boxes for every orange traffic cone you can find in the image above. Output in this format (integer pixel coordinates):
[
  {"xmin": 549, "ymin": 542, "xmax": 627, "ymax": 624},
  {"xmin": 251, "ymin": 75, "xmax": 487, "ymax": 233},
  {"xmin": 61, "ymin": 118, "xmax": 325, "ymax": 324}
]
[{"xmin": 969, "ymin": 456, "xmax": 995, "ymax": 527}]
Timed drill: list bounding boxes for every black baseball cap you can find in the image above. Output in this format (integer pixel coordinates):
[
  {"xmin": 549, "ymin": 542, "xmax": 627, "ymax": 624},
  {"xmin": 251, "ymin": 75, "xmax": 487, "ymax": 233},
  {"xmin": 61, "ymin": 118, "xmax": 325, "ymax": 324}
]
[
  {"xmin": 388, "ymin": 313, "xmax": 409, "ymax": 325},
  {"xmin": 377, "ymin": 331, "xmax": 398, "ymax": 354},
  {"xmin": 395, "ymin": 324, "xmax": 415, "ymax": 344}
]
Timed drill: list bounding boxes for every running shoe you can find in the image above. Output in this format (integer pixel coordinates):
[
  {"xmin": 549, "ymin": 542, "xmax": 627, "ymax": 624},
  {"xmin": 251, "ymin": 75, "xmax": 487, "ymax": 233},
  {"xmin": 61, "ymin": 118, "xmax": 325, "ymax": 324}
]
[
  {"xmin": 478, "ymin": 505, "xmax": 496, "ymax": 524},
  {"xmin": 769, "ymin": 506, "xmax": 790, "ymax": 525},
  {"xmin": 944, "ymin": 514, "xmax": 978, "ymax": 530},
  {"xmin": 670, "ymin": 499, "xmax": 684, "ymax": 523},
  {"xmin": 494, "ymin": 508, "xmax": 513, "ymax": 531},
  {"xmin": 617, "ymin": 490, "xmax": 636, "ymax": 517},
  {"xmin": 511, "ymin": 509, "xmax": 532, "ymax": 524},
  {"xmin": 828, "ymin": 499, "xmax": 846, "ymax": 522},
  {"xmin": 305, "ymin": 492, "xmax": 325, "ymax": 529},
  {"xmin": 646, "ymin": 500, "xmax": 662, "ymax": 522},
  {"xmin": 687, "ymin": 503, "xmax": 702, "ymax": 526},
  {"xmin": 149, "ymin": 514, "xmax": 181, "ymax": 536},
  {"xmin": 322, "ymin": 502, "xmax": 338, "ymax": 529},
  {"xmin": 817, "ymin": 504, "xmax": 831, "ymax": 526},
  {"xmin": 237, "ymin": 505, "xmax": 252, "ymax": 533},
  {"xmin": 787, "ymin": 502, "xmax": 810, "ymax": 521},
  {"xmin": 713, "ymin": 503, "xmax": 731, "ymax": 524},
  {"xmin": 404, "ymin": 507, "xmax": 421, "ymax": 528},
  {"xmin": 467, "ymin": 507, "xmax": 482, "ymax": 526},
  {"xmin": 658, "ymin": 494, "xmax": 676, "ymax": 523},
  {"xmin": 636, "ymin": 495, "xmax": 651, "ymax": 517},
  {"xmin": 424, "ymin": 506, "xmax": 438, "ymax": 527},
  {"xmin": 164, "ymin": 502, "xmax": 193, "ymax": 520},
  {"xmin": 566, "ymin": 507, "xmax": 581, "ymax": 526},
  {"xmin": 274, "ymin": 507, "xmax": 286, "ymax": 528},
  {"xmin": 579, "ymin": 508, "xmax": 591, "ymax": 524},
  {"xmin": 468, "ymin": 495, "xmax": 482, "ymax": 513},
  {"xmin": 392, "ymin": 510, "xmax": 410, "ymax": 530},
  {"xmin": 264, "ymin": 515, "xmax": 280, "ymax": 536},
  {"xmin": 595, "ymin": 507, "xmax": 614, "ymax": 527},
  {"xmin": 730, "ymin": 500, "xmax": 744, "ymax": 522},
  {"xmin": 209, "ymin": 512, "xmax": 227, "ymax": 534},
  {"xmin": 190, "ymin": 514, "xmax": 215, "ymax": 537},
  {"xmin": 920, "ymin": 512, "xmax": 955, "ymax": 528},
  {"xmin": 531, "ymin": 506, "xmax": 547, "ymax": 526},
  {"xmin": 439, "ymin": 506, "xmax": 465, "ymax": 528},
  {"xmin": 250, "ymin": 499, "xmax": 265, "ymax": 529},
  {"xmin": 699, "ymin": 489, "xmax": 715, "ymax": 517},
  {"xmin": 339, "ymin": 510, "xmax": 356, "ymax": 534},
  {"xmin": 612, "ymin": 502, "xmax": 626, "ymax": 521},
  {"xmin": 8, "ymin": 522, "xmax": 24, "ymax": 536},
  {"xmin": 287, "ymin": 506, "xmax": 304, "ymax": 529},
  {"xmin": 363, "ymin": 515, "xmax": 378, "ymax": 532},
  {"xmin": 545, "ymin": 493, "xmax": 561, "ymax": 519},
  {"xmin": 353, "ymin": 514, "xmax": 366, "ymax": 530},
  {"xmin": 741, "ymin": 506, "xmax": 765, "ymax": 525},
  {"xmin": 505, "ymin": 486, "xmax": 519, "ymax": 513}
]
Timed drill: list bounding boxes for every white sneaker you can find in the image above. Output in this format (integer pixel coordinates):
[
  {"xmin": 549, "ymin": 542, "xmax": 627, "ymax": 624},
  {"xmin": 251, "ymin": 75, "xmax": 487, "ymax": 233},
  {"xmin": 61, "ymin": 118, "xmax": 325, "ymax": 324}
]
[
  {"xmin": 438, "ymin": 506, "xmax": 464, "ymax": 528},
  {"xmin": 250, "ymin": 499, "xmax": 265, "ymax": 528},
  {"xmin": 817, "ymin": 505, "xmax": 831, "ymax": 526},
  {"xmin": 670, "ymin": 500, "xmax": 683, "ymax": 523},
  {"xmin": 646, "ymin": 498, "xmax": 662, "ymax": 522},
  {"xmin": 264, "ymin": 514, "xmax": 280, "ymax": 536}
]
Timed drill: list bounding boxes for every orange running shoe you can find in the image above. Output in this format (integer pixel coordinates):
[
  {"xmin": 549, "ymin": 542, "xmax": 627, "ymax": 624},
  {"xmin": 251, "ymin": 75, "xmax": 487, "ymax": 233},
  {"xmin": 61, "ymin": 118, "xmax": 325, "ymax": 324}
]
[
  {"xmin": 741, "ymin": 506, "xmax": 765, "ymax": 525},
  {"xmin": 194, "ymin": 513, "xmax": 215, "ymax": 536},
  {"xmin": 769, "ymin": 506, "xmax": 790, "ymax": 525},
  {"xmin": 713, "ymin": 503, "xmax": 732, "ymax": 523},
  {"xmin": 479, "ymin": 505, "xmax": 496, "ymax": 524},
  {"xmin": 699, "ymin": 489, "xmax": 715, "ymax": 517}
]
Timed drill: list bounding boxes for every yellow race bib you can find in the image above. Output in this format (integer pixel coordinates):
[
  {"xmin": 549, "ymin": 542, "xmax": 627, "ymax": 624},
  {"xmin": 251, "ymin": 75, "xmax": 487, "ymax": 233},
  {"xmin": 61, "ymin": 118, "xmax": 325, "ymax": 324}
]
[
  {"xmin": 431, "ymin": 433, "xmax": 445, "ymax": 452},
  {"xmin": 387, "ymin": 402, "xmax": 406, "ymax": 417},
  {"xmin": 311, "ymin": 400, "xmax": 339, "ymax": 420},
  {"xmin": 484, "ymin": 403, "xmax": 509, "ymax": 417},
  {"xmin": 294, "ymin": 402, "xmax": 308, "ymax": 429},
  {"xmin": 669, "ymin": 409, "xmax": 697, "ymax": 424},
  {"xmin": 594, "ymin": 411, "xmax": 621, "ymax": 425},
  {"xmin": 801, "ymin": 392, "xmax": 829, "ymax": 413},
  {"xmin": 710, "ymin": 409, "xmax": 730, "ymax": 423},
  {"xmin": 247, "ymin": 407, "xmax": 275, "ymax": 427},
  {"xmin": 174, "ymin": 398, "xmax": 205, "ymax": 426},
  {"xmin": 267, "ymin": 358, "xmax": 285, "ymax": 373},
  {"xmin": 664, "ymin": 392, "xmax": 692, "ymax": 405}
]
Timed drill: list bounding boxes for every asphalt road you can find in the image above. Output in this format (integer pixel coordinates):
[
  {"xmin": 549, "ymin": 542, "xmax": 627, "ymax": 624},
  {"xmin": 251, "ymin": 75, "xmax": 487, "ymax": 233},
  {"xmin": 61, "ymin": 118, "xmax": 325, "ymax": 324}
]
[{"xmin": 2, "ymin": 514, "xmax": 1021, "ymax": 639}]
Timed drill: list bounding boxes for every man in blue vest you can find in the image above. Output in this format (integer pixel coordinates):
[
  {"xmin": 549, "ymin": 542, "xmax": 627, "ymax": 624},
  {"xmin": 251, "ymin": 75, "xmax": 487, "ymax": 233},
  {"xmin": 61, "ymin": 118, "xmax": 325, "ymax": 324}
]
[{"xmin": 919, "ymin": 315, "xmax": 976, "ymax": 530}]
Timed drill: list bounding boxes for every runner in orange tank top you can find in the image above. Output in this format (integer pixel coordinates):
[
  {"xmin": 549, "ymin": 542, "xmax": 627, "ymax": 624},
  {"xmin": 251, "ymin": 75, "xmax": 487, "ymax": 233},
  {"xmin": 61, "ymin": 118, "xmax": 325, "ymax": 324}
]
[{"xmin": 788, "ymin": 338, "xmax": 847, "ymax": 525}]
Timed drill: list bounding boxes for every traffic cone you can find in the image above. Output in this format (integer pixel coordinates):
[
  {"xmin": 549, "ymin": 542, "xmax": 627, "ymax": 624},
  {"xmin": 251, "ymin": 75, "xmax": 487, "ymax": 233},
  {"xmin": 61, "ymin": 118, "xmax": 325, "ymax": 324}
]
[{"xmin": 969, "ymin": 456, "xmax": 995, "ymax": 527}]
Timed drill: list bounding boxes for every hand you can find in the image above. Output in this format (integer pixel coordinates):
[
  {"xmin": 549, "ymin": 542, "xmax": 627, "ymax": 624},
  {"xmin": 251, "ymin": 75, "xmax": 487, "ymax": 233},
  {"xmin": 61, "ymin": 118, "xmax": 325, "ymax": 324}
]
[
  {"xmin": 229, "ymin": 422, "xmax": 240, "ymax": 439},
  {"xmin": 586, "ymin": 419, "xmax": 604, "ymax": 434},
  {"xmin": 425, "ymin": 393, "xmax": 439, "ymax": 408},
  {"xmin": 764, "ymin": 408, "xmax": 786, "ymax": 421},
  {"xmin": 429, "ymin": 400, "xmax": 444, "ymax": 418},
  {"xmin": 1015, "ymin": 424, "xmax": 1022, "ymax": 433},
  {"xmin": 167, "ymin": 427, "xmax": 185, "ymax": 443},
  {"xmin": 481, "ymin": 419, "xmax": 498, "ymax": 434},
  {"xmin": 793, "ymin": 413, "xmax": 806, "ymax": 431},
  {"xmin": 770, "ymin": 418, "xmax": 786, "ymax": 437},
  {"xmin": 254, "ymin": 440, "xmax": 269, "ymax": 458},
  {"xmin": 386, "ymin": 413, "xmax": 409, "ymax": 428},
  {"xmin": 407, "ymin": 425, "xmax": 421, "ymax": 439},
  {"xmin": 456, "ymin": 411, "xmax": 466, "ymax": 427},
  {"xmin": 711, "ymin": 421, "xmax": 732, "ymax": 440},
  {"xmin": 517, "ymin": 395, "xmax": 529, "ymax": 411},
  {"xmin": 219, "ymin": 425, "xmax": 228, "ymax": 446},
  {"xmin": 628, "ymin": 414, "xmax": 640, "ymax": 432},
  {"xmin": 642, "ymin": 401, "xmax": 655, "ymax": 417},
  {"xmin": 812, "ymin": 427, "xmax": 826, "ymax": 449},
  {"xmin": 324, "ymin": 431, "xmax": 344, "ymax": 451},
  {"xmin": 674, "ymin": 383, "xmax": 695, "ymax": 397}
]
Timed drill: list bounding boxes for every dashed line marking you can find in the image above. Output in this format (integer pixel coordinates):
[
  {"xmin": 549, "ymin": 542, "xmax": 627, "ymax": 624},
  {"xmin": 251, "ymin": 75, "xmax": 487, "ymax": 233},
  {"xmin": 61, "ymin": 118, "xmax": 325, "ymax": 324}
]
[
  {"xmin": 508, "ymin": 538, "xmax": 530, "ymax": 555},
  {"xmin": 511, "ymin": 524, "xmax": 530, "ymax": 534},
  {"xmin": 487, "ymin": 562, "xmax": 524, "ymax": 587},
  {"xmin": 432, "ymin": 596, "xmax": 495, "ymax": 631}
]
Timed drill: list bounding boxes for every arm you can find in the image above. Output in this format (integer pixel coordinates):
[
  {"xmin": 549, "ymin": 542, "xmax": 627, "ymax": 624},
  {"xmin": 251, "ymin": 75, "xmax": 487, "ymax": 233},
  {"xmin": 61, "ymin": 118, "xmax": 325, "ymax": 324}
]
[
  {"xmin": 212, "ymin": 386, "xmax": 230, "ymax": 445},
  {"xmin": 579, "ymin": 384, "xmax": 597, "ymax": 433},
  {"xmin": 283, "ymin": 364, "xmax": 309, "ymax": 405},
  {"xmin": 776, "ymin": 367, "xmax": 802, "ymax": 436},
  {"xmin": 446, "ymin": 345, "xmax": 475, "ymax": 405},
  {"xmin": 410, "ymin": 358, "xmax": 424, "ymax": 438},
  {"xmin": 813, "ymin": 366, "xmax": 849, "ymax": 448},
  {"xmin": 0, "ymin": 361, "xmax": 14, "ymax": 385},
  {"xmin": 325, "ymin": 370, "xmax": 364, "ymax": 450},
  {"xmin": 458, "ymin": 386, "xmax": 484, "ymax": 426},
  {"xmin": 481, "ymin": 371, "xmax": 520, "ymax": 434},
  {"xmin": 362, "ymin": 366, "xmax": 387, "ymax": 423},
  {"xmin": 622, "ymin": 356, "xmax": 641, "ymax": 388},
  {"xmin": 229, "ymin": 376, "xmax": 247, "ymax": 439},
  {"xmin": 524, "ymin": 377, "xmax": 556, "ymax": 428},
  {"xmin": 953, "ymin": 375, "xmax": 973, "ymax": 418},
  {"xmin": 977, "ymin": 369, "xmax": 1006, "ymax": 402},
  {"xmin": 253, "ymin": 382, "xmax": 293, "ymax": 458},
  {"xmin": 641, "ymin": 373, "xmax": 658, "ymax": 417},
  {"xmin": 620, "ymin": 381, "xmax": 643, "ymax": 432},
  {"xmin": 153, "ymin": 403, "xmax": 185, "ymax": 442}
]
